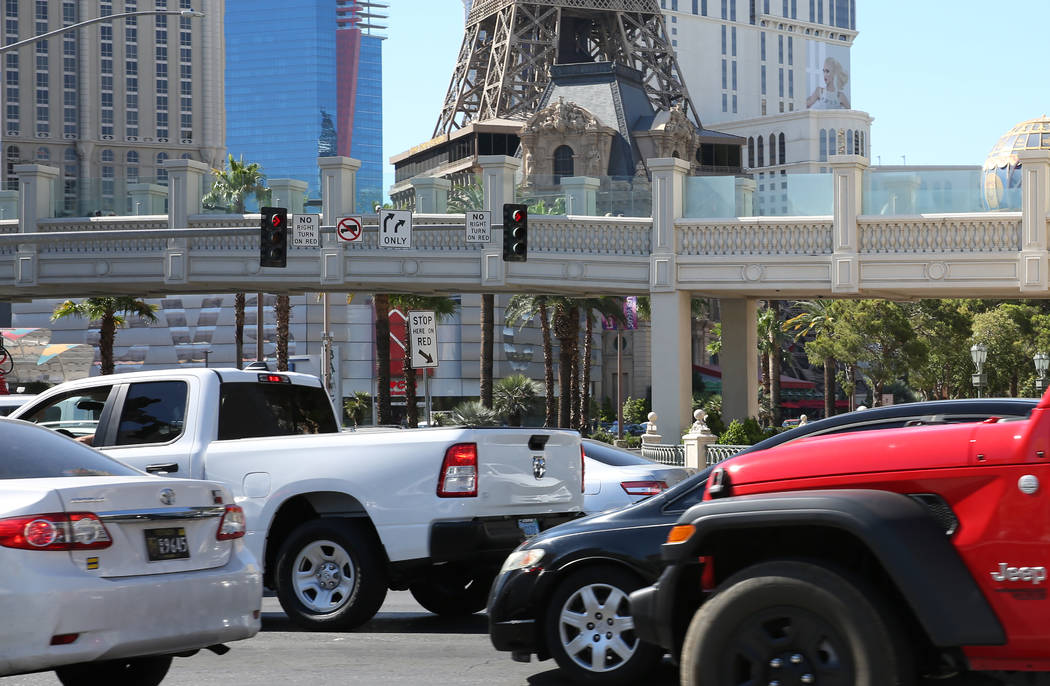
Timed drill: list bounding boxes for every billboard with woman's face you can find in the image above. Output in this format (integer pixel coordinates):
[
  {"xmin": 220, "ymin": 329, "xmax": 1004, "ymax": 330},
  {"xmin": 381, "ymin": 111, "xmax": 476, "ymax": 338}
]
[{"xmin": 806, "ymin": 42, "xmax": 851, "ymax": 110}]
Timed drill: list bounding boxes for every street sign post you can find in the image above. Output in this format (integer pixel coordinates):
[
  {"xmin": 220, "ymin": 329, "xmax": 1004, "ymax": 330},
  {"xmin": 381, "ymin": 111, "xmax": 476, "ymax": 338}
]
[
  {"xmin": 290, "ymin": 214, "xmax": 319, "ymax": 248},
  {"xmin": 465, "ymin": 210, "xmax": 491, "ymax": 243},
  {"xmin": 336, "ymin": 216, "xmax": 363, "ymax": 242},
  {"xmin": 379, "ymin": 210, "xmax": 412, "ymax": 248},
  {"xmin": 408, "ymin": 310, "xmax": 438, "ymax": 369}
]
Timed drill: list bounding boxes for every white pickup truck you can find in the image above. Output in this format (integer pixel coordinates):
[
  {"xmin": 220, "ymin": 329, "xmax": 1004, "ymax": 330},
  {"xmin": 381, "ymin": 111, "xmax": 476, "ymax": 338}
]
[{"xmin": 11, "ymin": 368, "xmax": 584, "ymax": 630}]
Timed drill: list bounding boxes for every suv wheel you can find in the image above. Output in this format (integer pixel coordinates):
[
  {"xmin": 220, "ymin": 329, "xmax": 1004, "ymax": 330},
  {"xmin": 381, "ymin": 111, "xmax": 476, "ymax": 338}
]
[
  {"xmin": 544, "ymin": 565, "xmax": 663, "ymax": 686},
  {"xmin": 680, "ymin": 560, "xmax": 914, "ymax": 686}
]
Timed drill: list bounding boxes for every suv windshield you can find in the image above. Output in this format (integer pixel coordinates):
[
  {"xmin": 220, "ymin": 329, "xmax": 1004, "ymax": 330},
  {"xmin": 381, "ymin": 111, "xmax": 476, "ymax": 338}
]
[
  {"xmin": 1, "ymin": 419, "xmax": 141, "ymax": 479},
  {"xmin": 218, "ymin": 382, "xmax": 338, "ymax": 440}
]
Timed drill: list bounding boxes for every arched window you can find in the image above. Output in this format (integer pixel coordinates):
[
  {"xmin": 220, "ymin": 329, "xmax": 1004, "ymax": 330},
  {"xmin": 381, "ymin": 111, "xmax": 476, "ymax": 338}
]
[
  {"xmin": 856, "ymin": 131, "xmax": 863, "ymax": 155},
  {"xmin": 747, "ymin": 137, "xmax": 755, "ymax": 168},
  {"xmin": 156, "ymin": 152, "xmax": 169, "ymax": 182},
  {"xmin": 65, "ymin": 148, "xmax": 77, "ymax": 162},
  {"xmin": 127, "ymin": 151, "xmax": 139, "ymax": 164},
  {"xmin": 846, "ymin": 129, "xmax": 854, "ymax": 154},
  {"xmin": 672, "ymin": 150, "xmax": 681, "ymax": 159},
  {"xmin": 778, "ymin": 133, "xmax": 786, "ymax": 165},
  {"xmin": 769, "ymin": 134, "xmax": 777, "ymax": 165},
  {"xmin": 819, "ymin": 129, "xmax": 827, "ymax": 161},
  {"xmin": 36, "ymin": 147, "xmax": 49, "ymax": 161},
  {"xmin": 181, "ymin": 152, "xmax": 191, "ymax": 160},
  {"xmin": 553, "ymin": 145, "xmax": 574, "ymax": 183},
  {"xmin": 101, "ymin": 149, "xmax": 114, "ymax": 163},
  {"xmin": 757, "ymin": 136, "xmax": 765, "ymax": 167}
]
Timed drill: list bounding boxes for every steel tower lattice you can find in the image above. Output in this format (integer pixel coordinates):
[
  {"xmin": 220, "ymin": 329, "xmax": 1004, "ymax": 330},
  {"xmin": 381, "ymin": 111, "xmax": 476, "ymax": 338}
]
[{"xmin": 434, "ymin": 0, "xmax": 700, "ymax": 136}]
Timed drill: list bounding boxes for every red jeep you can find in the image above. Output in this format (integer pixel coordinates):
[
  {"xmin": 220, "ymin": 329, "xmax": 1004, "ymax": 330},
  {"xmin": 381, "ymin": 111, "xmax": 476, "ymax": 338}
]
[{"xmin": 631, "ymin": 393, "xmax": 1050, "ymax": 686}]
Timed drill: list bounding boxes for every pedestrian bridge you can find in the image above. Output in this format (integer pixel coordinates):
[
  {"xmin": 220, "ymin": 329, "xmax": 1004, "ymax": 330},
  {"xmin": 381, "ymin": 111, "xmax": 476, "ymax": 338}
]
[{"xmin": 1, "ymin": 153, "xmax": 1048, "ymax": 438}]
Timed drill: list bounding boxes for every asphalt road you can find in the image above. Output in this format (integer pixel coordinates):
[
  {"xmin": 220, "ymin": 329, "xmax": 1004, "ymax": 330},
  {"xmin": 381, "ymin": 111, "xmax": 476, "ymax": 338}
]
[
  {"xmin": 1, "ymin": 591, "xmax": 678, "ymax": 686},
  {"xmin": 0, "ymin": 592, "xmax": 1033, "ymax": 686}
]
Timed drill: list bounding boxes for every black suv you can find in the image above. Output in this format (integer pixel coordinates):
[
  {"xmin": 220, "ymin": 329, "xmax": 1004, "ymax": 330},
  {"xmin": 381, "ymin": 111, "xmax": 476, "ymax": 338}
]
[{"xmin": 486, "ymin": 398, "xmax": 1037, "ymax": 686}]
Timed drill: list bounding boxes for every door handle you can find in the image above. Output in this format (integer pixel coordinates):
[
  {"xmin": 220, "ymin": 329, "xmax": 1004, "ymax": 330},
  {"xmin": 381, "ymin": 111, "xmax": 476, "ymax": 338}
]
[{"xmin": 145, "ymin": 463, "xmax": 179, "ymax": 474}]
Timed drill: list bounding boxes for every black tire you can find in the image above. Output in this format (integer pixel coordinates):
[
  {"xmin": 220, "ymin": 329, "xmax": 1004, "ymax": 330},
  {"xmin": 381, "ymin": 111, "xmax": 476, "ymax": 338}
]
[
  {"xmin": 543, "ymin": 565, "xmax": 663, "ymax": 686},
  {"xmin": 274, "ymin": 519, "xmax": 388, "ymax": 631},
  {"xmin": 55, "ymin": 655, "xmax": 173, "ymax": 686},
  {"xmin": 408, "ymin": 564, "xmax": 496, "ymax": 617},
  {"xmin": 680, "ymin": 560, "xmax": 914, "ymax": 686}
]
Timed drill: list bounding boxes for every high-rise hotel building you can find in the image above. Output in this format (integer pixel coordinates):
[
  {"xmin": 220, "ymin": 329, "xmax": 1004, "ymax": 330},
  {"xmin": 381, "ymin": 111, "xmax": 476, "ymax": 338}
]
[
  {"xmin": 0, "ymin": 0, "xmax": 226, "ymax": 215},
  {"xmin": 665, "ymin": 0, "xmax": 871, "ymax": 210}
]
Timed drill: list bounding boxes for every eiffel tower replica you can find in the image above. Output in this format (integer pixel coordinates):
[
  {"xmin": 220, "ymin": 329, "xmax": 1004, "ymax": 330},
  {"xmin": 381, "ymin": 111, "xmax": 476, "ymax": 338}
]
[{"xmin": 435, "ymin": 0, "xmax": 700, "ymax": 135}]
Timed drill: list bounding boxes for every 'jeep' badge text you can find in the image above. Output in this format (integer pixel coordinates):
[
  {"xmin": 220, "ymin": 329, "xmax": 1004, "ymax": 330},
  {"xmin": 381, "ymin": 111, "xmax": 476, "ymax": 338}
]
[
  {"xmin": 532, "ymin": 456, "xmax": 546, "ymax": 480},
  {"xmin": 991, "ymin": 563, "xmax": 1047, "ymax": 584}
]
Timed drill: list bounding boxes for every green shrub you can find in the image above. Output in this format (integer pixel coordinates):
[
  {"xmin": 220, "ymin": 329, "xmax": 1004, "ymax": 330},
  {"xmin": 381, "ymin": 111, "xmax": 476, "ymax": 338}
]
[
  {"xmin": 718, "ymin": 417, "xmax": 775, "ymax": 445},
  {"xmin": 622, "ymin": 396, "xmax": 650, "ymax": 425},
  {"xmin": 588, "ymin": 429, "xmax": 615, "ymax": 445},
  {"xmin": 622, "ymin": 435, "xmax": 641, "ymax": 449}
]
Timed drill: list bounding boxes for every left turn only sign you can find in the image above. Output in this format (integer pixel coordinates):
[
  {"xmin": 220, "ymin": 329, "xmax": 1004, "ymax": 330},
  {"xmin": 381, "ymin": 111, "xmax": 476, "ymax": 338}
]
[{"xmin": 379, "ymin": 210, "xmax": 412, "ymax": 248}]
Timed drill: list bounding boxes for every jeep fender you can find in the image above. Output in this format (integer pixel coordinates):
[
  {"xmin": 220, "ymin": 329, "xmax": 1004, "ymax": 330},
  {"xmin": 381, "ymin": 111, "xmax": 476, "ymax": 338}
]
[{"xmin": 664, "ymin": 489, "xmax": 1005, "ymax": 647}]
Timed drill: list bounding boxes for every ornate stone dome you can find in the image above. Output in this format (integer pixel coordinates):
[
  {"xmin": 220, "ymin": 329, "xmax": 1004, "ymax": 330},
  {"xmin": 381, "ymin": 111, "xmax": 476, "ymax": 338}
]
[{"xmin": 982, "ymin": 115, "xmax": 1050, "ymax": 209}]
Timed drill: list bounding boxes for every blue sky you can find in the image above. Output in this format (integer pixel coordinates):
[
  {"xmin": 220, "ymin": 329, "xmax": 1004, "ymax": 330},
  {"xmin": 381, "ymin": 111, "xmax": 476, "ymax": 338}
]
[{"xmin": 381, "ymin": 1, "xmax": 1046, "ymax": 192}]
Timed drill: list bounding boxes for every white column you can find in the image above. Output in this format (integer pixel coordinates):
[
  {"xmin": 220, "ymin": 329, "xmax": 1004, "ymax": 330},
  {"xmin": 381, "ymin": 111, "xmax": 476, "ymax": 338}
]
[
  {"xmin": 561, "ymin": 176, "xmax": 599, "ymax": 216},
  {"xmin": 14, "ymin": 164, "xmax": 58, "ymax": 232},
  {"xmin": 828, "ymin": 153, "xmax": 868, "ymax": 294},
  {"xmin": 13, "ymin": 164, "xmax": 58, "ymax": 288},
  {"xmin": 650, "ymin": 290, "xmax": 692, "ymax": 440},
  {"xmin": 647, "ymin": 157, "xmax": 691, "ymax": 439},
  {"xmin": 162, "ymin": 159, "xmax": 208, "ymax": 231},
  {"xmin": 478, "ymin": 155, "xmax": 521, "ymax": 289},
  {"xmin": 720, "ymin": 298, "xmax": 759, "ymax": 423},
  {"xmin": 411, "ymin": 176, "xmax": 451, "ymax": 214},
  {"xmin": 1018, "ymin": 150, "xmax": 1050, "ymax": 292},
  {"xmin": 318, "ymin": 156, "xmax": 361, "ymax": 226},
  {"xmin": 269, "ymin": 178, "xmax": 308, "ymax": 214},
  {"xmin": 735, "ymin": 177, "xmax": 756, "ymax": 217}
]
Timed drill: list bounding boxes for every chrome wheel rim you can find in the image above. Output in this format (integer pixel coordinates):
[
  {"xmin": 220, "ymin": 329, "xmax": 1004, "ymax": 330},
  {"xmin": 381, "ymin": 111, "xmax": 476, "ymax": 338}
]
[
  {"xmin": 292, "ymin": 538, "xmax": 356, "ymax": 614},
  {"xmin": 557, "ymin": 582, "xmax": 638, "ymax": 673}
]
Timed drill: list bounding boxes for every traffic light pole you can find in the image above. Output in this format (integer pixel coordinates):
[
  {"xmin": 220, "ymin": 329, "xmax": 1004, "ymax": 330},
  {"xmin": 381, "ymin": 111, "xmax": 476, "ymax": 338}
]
[{"xmin": 256, "ymin": 293, "xmax": 264, "ymax": 364}]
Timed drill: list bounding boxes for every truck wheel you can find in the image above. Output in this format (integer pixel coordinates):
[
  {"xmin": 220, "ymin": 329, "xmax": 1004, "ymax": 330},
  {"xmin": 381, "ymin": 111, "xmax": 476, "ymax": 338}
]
[
  {"xmin": 55, "ymin": 656, "xmax": 173, "ymax": 686},
  {"xmin": 680, "ymin": 560, "xmax": 913, "ymax": 686},
  {"xmin": 274, "ymin": 519, "xmax": 388, "ymax": 631},
  {"xmin": 408, "ymin": 564, "xmax": 495, "ymax": 617},
  {"xmin": 543, "ymin": 565, "xmax": 662, "ymax": 686}
]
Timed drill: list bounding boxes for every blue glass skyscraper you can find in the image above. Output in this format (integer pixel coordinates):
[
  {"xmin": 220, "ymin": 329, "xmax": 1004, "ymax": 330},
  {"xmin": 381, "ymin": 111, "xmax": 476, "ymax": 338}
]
[{"xmin": 225, "ymin": 1, "xmax": 385, "ymax": 210}]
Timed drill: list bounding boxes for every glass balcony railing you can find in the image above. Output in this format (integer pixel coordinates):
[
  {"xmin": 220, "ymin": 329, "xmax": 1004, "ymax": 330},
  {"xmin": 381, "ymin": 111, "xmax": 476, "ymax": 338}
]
[
  {"xmin": 755, "ymin": 173, "xmax": 833, "ymax": 217},
  {"xmin": 861, "ymin": 169, "xmax": 992, "ymax": 215}
]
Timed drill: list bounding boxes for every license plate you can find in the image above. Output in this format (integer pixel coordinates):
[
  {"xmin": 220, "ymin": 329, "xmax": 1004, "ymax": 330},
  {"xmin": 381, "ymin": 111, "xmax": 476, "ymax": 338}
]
[
  {"xmin": 144, "ymin": 527, "xmax": 190, "ymax": 561},
  {"xmin": 517, "ymin": 518, "xmax": 540, "ymax": 538}
]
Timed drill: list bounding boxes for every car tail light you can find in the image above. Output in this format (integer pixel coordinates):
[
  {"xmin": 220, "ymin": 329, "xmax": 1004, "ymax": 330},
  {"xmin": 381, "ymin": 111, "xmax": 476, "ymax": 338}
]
[
  {"xmin": 438, "ymin": 443, "xmax": 477, "ymax": 497},
  {"xmin": 0, "ymin": 513, "xmax": 112, "ymax": 551},
  {"xmin": 216, "ymin": 505, "xmax": 246, "ymax": 540},
  {"xmin": 580, "ymin": 445, "xmax": 585, "ymax": 493},
  {"xmin": 621, "ymin": 480, "xmax": 668, "ymax": 496},
  {"xmin": 50, "ymin": 633, "xmax": 79, "ymax": 646}
]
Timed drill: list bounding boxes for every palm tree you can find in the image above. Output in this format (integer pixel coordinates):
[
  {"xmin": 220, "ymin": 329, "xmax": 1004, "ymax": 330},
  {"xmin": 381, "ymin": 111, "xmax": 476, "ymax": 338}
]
[
  {"xmin": 550, "ymin": 299, "xmax": 579, "ymax": 428},
  {"xmin": 51, "ymin": 297, "xmax": 159, "ymax": 375},
  {"xmin": 480, "ymin": 294, "xmax": 494, "ymax": 408},
  {"xmin": 446, "ymin": 176, "xmax": 484, "ymax": 213},
  {"xmin": 274, "ymin": 295, "xmax": 291, "ymax": 371},
  {"xmin": 201, "ymin": 154, "xmax": 269, "ymax": 213},
  {"xmin": 343, "ymin": 391, "xmax": 372, "ymax": 427},
  {"xmin": 388, "ymin": 295, "xmax": 458, "ymax": 428},
  {"xmin": 449, "ymin": 400, "xmax": 499, "ymax": 426},
  {"xmin": 784, "ymin": 299, "xmax": 839, "ymax": 418},
  {"xmin": 758, "ymin": 302, "xmax": 786, "ymax": 426},
  {"xmin": 494, "ymin": 374, "xmax": 542, "ymax": 426},
  {"xmin": 234, "ymin": 292, "xmax": 246, "ymax": 369},
  {"xmin": 373, "ymin": 294, "xmax": 393, "ymax": 425},
  {"xmin": 576, "ymin": 297, "xmax": 627, "ymax": 433},
  {"xmin": 505, "ymin": 295, "xmax": 557, "ymax": 426},
  {"xmin": 202, "ymin": 156, "xmax": 269, "ymax": 372}
]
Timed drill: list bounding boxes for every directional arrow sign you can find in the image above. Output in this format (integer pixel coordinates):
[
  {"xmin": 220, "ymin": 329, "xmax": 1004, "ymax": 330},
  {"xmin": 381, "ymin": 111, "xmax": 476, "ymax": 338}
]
[
  {"xmin": 408, "ymin": 310, "xmax": 438, "ymax": 369},
  {"xmin": 379, "ymin": 209, "xmax": 412, "ymax": 249}
]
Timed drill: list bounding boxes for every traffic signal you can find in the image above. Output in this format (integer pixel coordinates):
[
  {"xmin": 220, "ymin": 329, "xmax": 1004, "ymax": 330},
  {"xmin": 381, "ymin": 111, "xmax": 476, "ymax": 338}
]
[
  {"xmin": 260, "ymin": 207, "xmax": 288, "ymax": 268},
  {"xmin": 502, "ymin": 203, "xmax": 527, "ymax": 262}
]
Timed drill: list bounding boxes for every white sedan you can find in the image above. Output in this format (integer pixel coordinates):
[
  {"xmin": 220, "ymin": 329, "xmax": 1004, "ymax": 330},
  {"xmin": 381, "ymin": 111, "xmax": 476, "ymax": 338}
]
[
  {"xmin": 582, "ymin": 438, "xmax": 694, "ymax": 514},
  {"xmin": 0, "ymin": 417, "xmax": 261, "ymax": 685}
]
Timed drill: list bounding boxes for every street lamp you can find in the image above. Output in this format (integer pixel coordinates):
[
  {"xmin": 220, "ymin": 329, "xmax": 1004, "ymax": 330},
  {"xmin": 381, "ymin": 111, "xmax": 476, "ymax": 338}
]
[
  {"xmin": 1035, "ymin": 353, "xmax": 1049, "ymax": 394},
  {"xmin": 970, "ymin": 343, "xmax": 987, "ymax": 398}
]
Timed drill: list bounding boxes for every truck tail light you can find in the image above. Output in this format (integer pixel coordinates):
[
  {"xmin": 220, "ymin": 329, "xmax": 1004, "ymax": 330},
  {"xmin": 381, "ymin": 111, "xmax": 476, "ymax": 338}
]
[
  {"xmin": 621, "ymin": 480, "xmax": 668, "ymax": 496},
  {"xmin": 438, "ymin": 443, "xmax": 477, "ymax": 497},
  {"xmin": 0, "ymin": 513, "xmax": 112, "ymax": 551},
  {"xmin": 216, "ymin": 505, "xmax": 247, "ymax": 540},
  {"xmin": 581, "ymin": 445, "xmax": 586, "ymax": 493}
]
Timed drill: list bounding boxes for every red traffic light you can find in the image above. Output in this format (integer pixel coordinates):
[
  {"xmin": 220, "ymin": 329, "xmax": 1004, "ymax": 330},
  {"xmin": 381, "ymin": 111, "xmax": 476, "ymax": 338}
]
[
  {"xmin": 512, "ymin": 209, "xmax": 525, "ymax": 223},
  {"xmin": 271, "ymin": 213, "xmax": 283, "ymax": 227}
]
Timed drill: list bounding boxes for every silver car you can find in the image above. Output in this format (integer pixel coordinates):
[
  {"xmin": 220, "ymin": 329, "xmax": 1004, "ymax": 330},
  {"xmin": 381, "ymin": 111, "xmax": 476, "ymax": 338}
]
[{"xmin": 582, "ymin": 438, "xmax": 693, "ymax": 514}]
